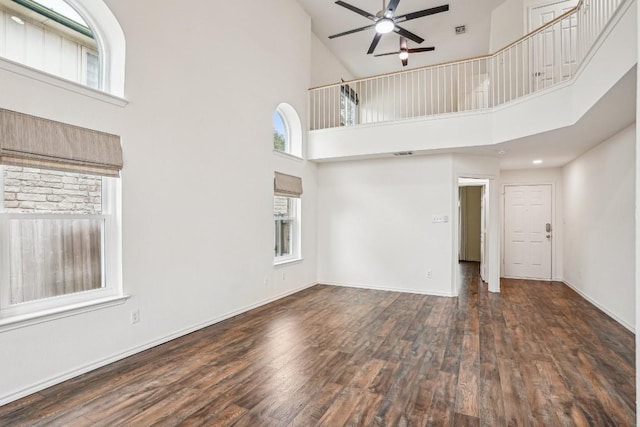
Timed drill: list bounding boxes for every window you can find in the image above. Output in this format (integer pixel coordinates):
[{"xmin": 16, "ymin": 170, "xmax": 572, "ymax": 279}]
[
  {"xmin": 0, "ymin": 0, "xmax": 102, "ymax": 89},
  {"xmin": 272, "ymin": 103, "xmax": 302, "ymax": 158},
  {"xmin": 274, "ymin": 172, "xmax": 302, "ymax": 263},
  {"xmin": 1, "ymin": 166, "xmax": 119, "ymax": 317},
  {"xmin": 82, "ymin": 47, "xmax": 100, "ymax": 89},
  {"xmin": 273, "ymin": 110, "xmax": 290, "ymax": 153},
  {"xmin": 340, "ymin": 84, "xmax": 359, "ymax": 126},
  {"xmin": 274, "ymin": 196, "xmax": 297, "ymax": 259},
  {"xmin": 0, "ymin": 108, "xmax": 123, "ymax": 320}
]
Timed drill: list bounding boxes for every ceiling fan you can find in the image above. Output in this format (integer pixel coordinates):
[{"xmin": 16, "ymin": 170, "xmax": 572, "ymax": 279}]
[
  {"xmin": 374, "ymin": 36, "xmax": 435, "ymax": 66},
  {"xmin": 328, "ymin": 0, "xmax": 449, "ymax": 55}
]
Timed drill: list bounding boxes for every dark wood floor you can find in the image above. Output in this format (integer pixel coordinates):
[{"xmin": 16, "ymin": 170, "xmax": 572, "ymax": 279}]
[{"xmin": 0, "ymin": 262, "xmax": 635, "ymax": 426}]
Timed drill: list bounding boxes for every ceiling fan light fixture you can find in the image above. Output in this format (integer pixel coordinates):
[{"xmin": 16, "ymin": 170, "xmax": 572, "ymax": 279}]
[
  {"xmin": 375, "ymin": 18, "xmax": 395, "ymax": 34},
  {"xmin": 398, "ymin": 50, "xmax": 409, "ymax": 60}
]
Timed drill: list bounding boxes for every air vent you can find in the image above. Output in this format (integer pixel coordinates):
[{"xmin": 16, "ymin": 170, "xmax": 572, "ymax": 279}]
[
  {"xmin": 393, "ymin": 151, "xmax": 414, "ymax": 156},
  {"xmin": 455, "ymin": 25, "xmax": 467, "ymax": 35}
]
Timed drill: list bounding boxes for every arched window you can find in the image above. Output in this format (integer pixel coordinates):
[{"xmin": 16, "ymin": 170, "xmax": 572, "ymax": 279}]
[
  {"xmin": 272, "ymin": 103, "xmax": 302, "ymax": 158},
  {"xmin": 273, "ymin": 110, "xmax": 289, "ymax": 153},
  {"xmin": 0, "ymin": 0, "xmax": 125, "ymax": 96}
]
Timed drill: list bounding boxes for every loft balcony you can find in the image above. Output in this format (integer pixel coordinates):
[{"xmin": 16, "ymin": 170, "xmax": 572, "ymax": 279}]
[{"xmin": 307, "ymin": 0, "xmax": 637, "ymax": 162}]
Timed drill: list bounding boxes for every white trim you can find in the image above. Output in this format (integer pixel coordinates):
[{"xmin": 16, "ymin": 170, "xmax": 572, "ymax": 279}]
[
  {"xmin": 0, "ymin": 57, "xmax": 128, "ymax": 107},
  {"xmin": 273, "ymin": 150, "xmax": 304, "ymax": 162},
  {"xmin": 563, "ymin": 279, "xmax": 635, "ymax": 332},
  {"xmin": 273, "ymin": 257, "xmax": 304, "ymax": 267},
  {"xmin": 321, "ymin": 281, "xmax": 456, "ymax": 298},
  {"xmin": 0, "ymin": 281, "xmax": 318, "ymax": 406},
  {"xmin": 0, "ymin": 294, "xmax": 128, "ymax": 332}
]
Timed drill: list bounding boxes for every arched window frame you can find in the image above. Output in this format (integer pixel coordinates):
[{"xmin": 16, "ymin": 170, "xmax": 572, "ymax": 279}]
[
  {"xmin": 60, "ymin": 0, "xmax": 126, "ymax": 97},
  {"xmin": 0, "ymin": 0, "xmax": 126, "ymax": 98},
  {"xmin": 273, "ymin": 103, "xmax": 302, "ymax": 159}
]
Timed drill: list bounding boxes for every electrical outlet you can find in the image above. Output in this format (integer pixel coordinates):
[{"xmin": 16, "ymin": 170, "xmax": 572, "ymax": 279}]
[
  {"xmin": 131, "ymin": 309, "xmax": 140, "ymax": 324},
  {"xmin": 282, "ymin": 272, "xmax": 286, "ymax": 281},
  {"xmin": 427, "ymin": 270, "xmax": 432, "ymax": 279}
]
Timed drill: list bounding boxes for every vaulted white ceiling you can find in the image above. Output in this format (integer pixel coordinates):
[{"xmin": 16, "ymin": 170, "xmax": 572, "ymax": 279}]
[{"xmin": 297, "ymin": 0, "xmax": 507, "ymax": 78}]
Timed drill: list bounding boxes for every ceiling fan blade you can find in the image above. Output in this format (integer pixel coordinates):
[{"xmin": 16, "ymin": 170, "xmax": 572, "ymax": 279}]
[
  {"xmin": 328, "ymin": 24, "xmax": 376, "ymax": 39},
  {"xmin": 402, "ymin": 58, "xmax": 409, "ymax": 67},
  {"xmin": 395, "ymin": 4, "xmax": 450, "ymax": 23},
  {"xmin": 393, "ymin": 25, "xmax": 424, "ymax": 44},
  {"xmin": 408, "ymin": 47, "xmax": 436, "ymax": 53},
  {"xmin": 334, "ymin": 1, "xmax": 376, "ymax": 20},
  {"xmin": 374, "ymin": 51, "xmax": 401, "ymax": 57},
  {"xmin": 367, "ymin": 33, "xmax": 383, "ymax": 54},
  {"xmin": 384, "ymin": 0, "xmax": 401, "ymax": 17}
]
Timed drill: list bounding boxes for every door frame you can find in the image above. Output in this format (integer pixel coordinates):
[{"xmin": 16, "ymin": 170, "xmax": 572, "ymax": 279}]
[
  {"xmin": 501, "ymin": 182, "xmax": 557, "ymax": 280},
  {"xmin": 454, "ymin": 175, "xmax": 499, "ymax": 295}
]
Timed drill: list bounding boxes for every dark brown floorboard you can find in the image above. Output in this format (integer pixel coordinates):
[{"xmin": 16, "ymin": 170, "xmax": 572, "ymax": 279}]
[{"xmin": 0, "ymin": 262, "xmax": 635, "ymax": 426}]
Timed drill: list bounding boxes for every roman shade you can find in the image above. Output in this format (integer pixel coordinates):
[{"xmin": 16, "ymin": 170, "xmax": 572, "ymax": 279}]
[
  {"xmin": 274, "ymin": 172, "xmax": 303, "ymax": 198},
  {"xmin": 0, "ymin": 108, "xmax": 123, "ymax": 177}
]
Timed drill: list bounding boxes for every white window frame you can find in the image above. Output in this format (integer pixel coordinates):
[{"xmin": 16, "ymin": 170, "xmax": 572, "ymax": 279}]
[
  {"xmin": 274, "ymin": 196, "xmax": 301, "ymax": 264},
  {"xmin": 273, "ymin": 109, "xmax": 291, "ymax": 154},
  {"xmin": 272, "ymin": 103, "xmax": 303, "ymax": 159},
  {"xmin": 0, "ymin": 166, "xmax": 122, "ymax": 320}
]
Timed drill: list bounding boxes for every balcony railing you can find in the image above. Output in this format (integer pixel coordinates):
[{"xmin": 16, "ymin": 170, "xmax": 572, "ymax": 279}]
[{"xmin": 309, "ymin": 0, "xmax": 624, "ymax": 131}]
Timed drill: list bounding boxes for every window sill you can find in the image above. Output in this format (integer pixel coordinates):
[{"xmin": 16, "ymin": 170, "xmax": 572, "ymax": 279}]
[
  {"xmin": 0, "ymin": 57, "xmax": 128, "ymax": 107},
  {"xmin": 273, "ymin": 150, "xmax": 304, "ymax": 162},
  {"xmin": 0, "ymin": 295, "xmax": 130, "ymax": 332},
  {"xmin": 274, "ymin": 257, "xmax": 304, "ymax": 267}
]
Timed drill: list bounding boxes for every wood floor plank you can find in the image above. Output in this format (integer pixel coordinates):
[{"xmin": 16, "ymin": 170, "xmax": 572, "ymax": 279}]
[{"xmin": 0, "ymin": 262, "xmax": 635, "ymax": 426}]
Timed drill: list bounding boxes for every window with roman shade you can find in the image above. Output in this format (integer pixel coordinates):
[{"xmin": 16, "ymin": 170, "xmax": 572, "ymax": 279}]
[
  {"xmin": 274, "ymin": 172, "xmax": 302, "ymax": 262},
  {"xmin": 0, "ymin": 108, "xmax": 123, "ymax": 320}
]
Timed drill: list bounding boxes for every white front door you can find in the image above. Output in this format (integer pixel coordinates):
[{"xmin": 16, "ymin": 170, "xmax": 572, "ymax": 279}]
[
  {"xmin": 529, "ymin": 0, "xmax": 578, "ymax": 90},
  {"xmin": 503, "ymin": 185, "xmax": 552, "ymax": 279}
]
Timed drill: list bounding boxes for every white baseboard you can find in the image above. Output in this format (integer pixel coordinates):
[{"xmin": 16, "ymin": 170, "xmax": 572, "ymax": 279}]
[
  {"xmin": 321, "ymin": 280, "xmax": 456, "ymax": 298},
  {"xmin": 0, "ymin": 281, "xmax": 318, "ymax": 406},
  {"xmin": 562, "ymin": 279, "xmax": 635, "ymax": 333}
]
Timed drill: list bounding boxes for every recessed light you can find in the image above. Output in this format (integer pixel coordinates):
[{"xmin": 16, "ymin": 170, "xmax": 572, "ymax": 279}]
[
  {"xmin": 11, "ymin": 16, "xmax": 25, "ymax": 25},
  {"xmin": 533, "ymin": 159, "xmax": 543, "ymax": 165},
  {"xmin": 497, "ymin": 149, "xmax": 506, "ymax": 155}
]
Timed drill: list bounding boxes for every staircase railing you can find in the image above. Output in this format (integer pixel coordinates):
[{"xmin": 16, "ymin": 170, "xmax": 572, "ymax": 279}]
[{"xmin": 308, "ymin": 0, "xmax": 624, "ymax": 131}]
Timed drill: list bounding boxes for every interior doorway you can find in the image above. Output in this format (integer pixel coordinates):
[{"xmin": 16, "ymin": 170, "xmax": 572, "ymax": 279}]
[{"xmin": 458, "ymin": 178, "xmax": 489, "ymax": 282}]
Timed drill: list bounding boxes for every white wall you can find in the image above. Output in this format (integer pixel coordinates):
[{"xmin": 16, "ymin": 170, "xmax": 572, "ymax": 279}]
[
  {"xmin": 310, "ymin": 33, "xmax": 353, "ymax": 88},
  {"xmin": 0, "ymin": 0, "xmax": 318, "ymax": 404},
  {"xmin": 489, "ymin": 0, "xmax": 526, "ymax": 51},
  {"xmin": 317, "ymin": 155, "xmax": 455, "ymax": 296},
  {"xmin": 500, "ymin": 167, "xmax": 564, "ymax": 280},
  {"xmin": 563, "ymin": 124, "xmax": 636, "ymax": 331}
]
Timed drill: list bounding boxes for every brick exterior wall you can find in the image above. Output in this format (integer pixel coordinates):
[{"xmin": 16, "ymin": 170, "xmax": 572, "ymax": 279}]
[{"xmin": 3, "ymin": 166, "xmax": 102, "ymax": 214}]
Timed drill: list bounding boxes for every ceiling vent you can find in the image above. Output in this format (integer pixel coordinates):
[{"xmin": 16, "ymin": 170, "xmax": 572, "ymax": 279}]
[
  {"xmin": 393, "ymin": 151, "xmax": 414, "ymax": 156},
  {"xmin": 455, "ymin": 25, "xmax": 467, "ymax": 35}
]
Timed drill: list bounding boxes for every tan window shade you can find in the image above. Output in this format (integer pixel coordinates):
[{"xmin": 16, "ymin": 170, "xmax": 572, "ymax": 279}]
[
  {"xmin": 274, "ymin": 172, "xmax": 302, "ymax": 197},
  {"xmin": 0, "ymin": 108, "xmax": 123, "ymax": 177}
]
